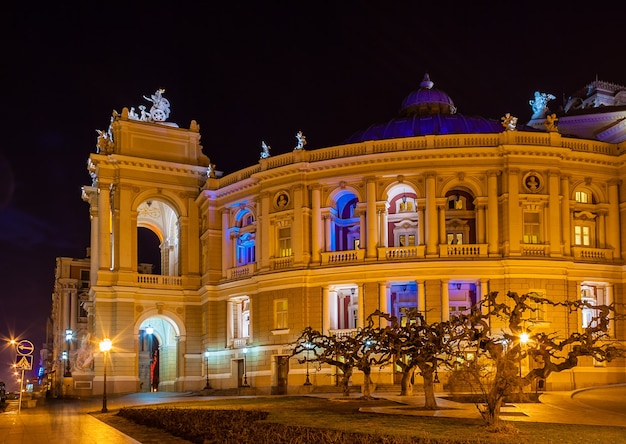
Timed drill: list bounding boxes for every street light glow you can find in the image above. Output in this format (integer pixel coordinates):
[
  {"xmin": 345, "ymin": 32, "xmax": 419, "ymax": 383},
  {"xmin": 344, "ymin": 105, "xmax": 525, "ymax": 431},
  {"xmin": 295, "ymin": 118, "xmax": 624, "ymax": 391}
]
[{"xmin": 520, "ymin": 332, "xmax": 529, "ymax": 344}]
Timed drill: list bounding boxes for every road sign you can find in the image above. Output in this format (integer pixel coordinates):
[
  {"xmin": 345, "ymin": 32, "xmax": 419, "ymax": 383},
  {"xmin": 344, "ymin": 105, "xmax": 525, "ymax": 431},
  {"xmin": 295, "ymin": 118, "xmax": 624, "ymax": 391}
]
[
  {"xmin": 15, "ymin": 355, "xmax": 33, "ymax": 370},
  {"xmin": 16, "ymin": 340, "xmax": 34, "ymax": 356}
]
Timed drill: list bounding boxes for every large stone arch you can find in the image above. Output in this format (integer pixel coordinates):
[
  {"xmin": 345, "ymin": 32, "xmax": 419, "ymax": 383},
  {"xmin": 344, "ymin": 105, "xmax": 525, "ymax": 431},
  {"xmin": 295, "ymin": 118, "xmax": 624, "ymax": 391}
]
[{"xmin": 136, "ymin": 310, "xmax": 186, "ymax": 392}]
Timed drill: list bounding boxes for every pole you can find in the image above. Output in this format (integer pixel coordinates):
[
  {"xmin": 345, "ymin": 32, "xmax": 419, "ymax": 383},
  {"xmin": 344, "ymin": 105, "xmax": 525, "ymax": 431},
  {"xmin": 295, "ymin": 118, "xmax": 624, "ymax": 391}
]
[
  {"xmin": 17, "ymin": 368, "xmax": 24, "ymax": 414},
  {"xmin": 304, "ymin": 347, "xmax": 312, "ymax": 386},
  {"xmin": 204, "ymin": 351, "xmax": 211, "ymax": 389},
  {"xmin": 102, "ymin": 349, "xmax": 108, "ymax": 413}
]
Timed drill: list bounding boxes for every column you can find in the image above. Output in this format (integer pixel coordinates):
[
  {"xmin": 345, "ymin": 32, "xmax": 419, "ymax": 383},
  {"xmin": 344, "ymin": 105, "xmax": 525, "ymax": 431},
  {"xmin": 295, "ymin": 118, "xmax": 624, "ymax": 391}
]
[
  {"xmin": 487, "ymin": 171, "xmax": 499, "ymax": 256},
  {"xmin": 260, "ymin": 193, "xmax": 271, "ymax": 270},
  {"xmin": 324, "ymin": 214, "xmax": 332, "ymax": 251},
  {"xmin": 438, "ymin": 205, "xmax": 446, "ymax": 246},
  {"xmin": 378, "ymin": 282, "xmax": 388, "ymax": 325},
  {"xmin": 548, "ymin": 171, "xmax": 561, "ymax": 256},
  {"xmin": 379, "ymin": 204, "xmax": 389, "ymax": 248},
  {"xmin": 476, "ymin": 203, "xmax": 486, "ymax": 244},
  {"xmin": 221, "ymin": 209, "xmax": 230, "ymax": 278},
  {"xmin": 425, "ymin": 172, "xmax": 438, "ymax": 256},
  {"xmin": 441, "ymin": 280, "xmax": 450, "ymax": 322},
  {"xmin": 561, "ymin": 176, "xmax": 571, "ymax": 257},
  {"xmin": 417, "ymin": 280, "xmax": 425, "ymax": 313},
  {"xmin": 507, "ymin": 168, "xmax": 521, "ymax": 255},
  {"xmin": 607, "ymin": 180, "xmax": 621, "ymax": 259},
  {"xmin": 598, "ymin": 211, "xmax": 606, "ymax": 248},
  {"xmin": 479, "ymin": 278, "xmax": 490, "ymax": 316},
  {"xmin": 366, "ymin": 178, "xmax": 377, "ymax": 259},
  {"xmin": 323, "ymin": 287, "xmax": 331, "ymax": 334},
  {"xmin": 293, "ymin": 185, "xmax": 304, "ymax": 264},
  {"xmin": 311, "ymin": 185, "xmax": 322, "ymax": 264},
  {"xmin": 357, "ymin": 286, "xmax": 364, "ymax": 329}
]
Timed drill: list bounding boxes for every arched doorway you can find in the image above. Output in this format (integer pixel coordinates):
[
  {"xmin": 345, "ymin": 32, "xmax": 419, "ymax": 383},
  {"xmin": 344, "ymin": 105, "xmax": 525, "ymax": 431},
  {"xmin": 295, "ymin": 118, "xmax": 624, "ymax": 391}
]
[{"xmin": 138, "ymin": 316, "xmax": 179, "ymax": 392}]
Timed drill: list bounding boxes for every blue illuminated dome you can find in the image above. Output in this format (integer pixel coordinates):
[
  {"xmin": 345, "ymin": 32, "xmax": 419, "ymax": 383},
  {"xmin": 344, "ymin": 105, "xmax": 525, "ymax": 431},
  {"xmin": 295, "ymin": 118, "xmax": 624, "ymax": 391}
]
[{"xmin": 345, "ymin": 73, "xmax": 535, "ymax": 143}]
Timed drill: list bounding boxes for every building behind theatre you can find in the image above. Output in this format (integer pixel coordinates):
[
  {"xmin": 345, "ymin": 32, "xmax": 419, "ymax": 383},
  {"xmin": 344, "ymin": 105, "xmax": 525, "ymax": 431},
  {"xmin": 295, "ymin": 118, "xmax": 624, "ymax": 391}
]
[{"xmin": 44, "ymin": 76, "xmax": 626, "ymax": 398}]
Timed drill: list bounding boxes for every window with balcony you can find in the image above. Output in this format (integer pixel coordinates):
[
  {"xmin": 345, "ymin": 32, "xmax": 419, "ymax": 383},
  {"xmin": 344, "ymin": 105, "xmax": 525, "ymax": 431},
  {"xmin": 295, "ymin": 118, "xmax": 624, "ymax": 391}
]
[
  {"xmin": 523, "ymin": 212, "xmax": 541, "ymax": 244},
  {"xmin": 233, "ymin": 209, "xmax": 256, "ymax": 266},
  {"xmin": 228, "ymin": 296, "xmax": 250, "ymax": 347},
  {"xmin": 278, "ymin": 227, "xmax": 292, "ymax": 257}
]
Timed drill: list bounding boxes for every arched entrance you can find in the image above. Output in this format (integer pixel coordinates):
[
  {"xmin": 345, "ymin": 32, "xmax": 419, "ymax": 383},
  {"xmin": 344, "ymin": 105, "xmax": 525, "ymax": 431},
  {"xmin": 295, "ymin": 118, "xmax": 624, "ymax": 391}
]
[{"xmin": 138, "ymin": 316, "xmax": 180, "ymax": 392}]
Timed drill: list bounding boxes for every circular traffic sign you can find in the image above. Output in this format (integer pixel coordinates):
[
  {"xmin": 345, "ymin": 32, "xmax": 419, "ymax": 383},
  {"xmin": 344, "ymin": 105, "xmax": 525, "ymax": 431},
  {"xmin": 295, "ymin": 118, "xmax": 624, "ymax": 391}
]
[{"xmin": 16, "ymin": 340, "xmax": 34, "ymax": 356}]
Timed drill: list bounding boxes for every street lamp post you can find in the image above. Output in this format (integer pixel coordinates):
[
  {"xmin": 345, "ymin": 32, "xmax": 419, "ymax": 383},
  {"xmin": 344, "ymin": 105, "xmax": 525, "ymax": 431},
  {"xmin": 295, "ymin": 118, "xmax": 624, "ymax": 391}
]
[
  {"xmin": 146, "ymin": 326, "xmax": 153, "ymax": 391},
  {"xmin": 303, "ymin": 342, "xmax": 312, "ymax": 386},
  {"xmin": 519, "ymin": 331, "xmax": 529, "ymax": 379},
  {"xmin": 64, "ymin": 329, "xmax": 73, "ymax": 377},
  {"xmin": 99, "ymin": 338, "xmax": 112, "ymax": 413},
  {"xmin": 204, "ymin": 351, "xmax": 211, "ymax": 389},
  {"xmin": 242, "ymin": 348, "xmax": 250, "ymax": 387}
]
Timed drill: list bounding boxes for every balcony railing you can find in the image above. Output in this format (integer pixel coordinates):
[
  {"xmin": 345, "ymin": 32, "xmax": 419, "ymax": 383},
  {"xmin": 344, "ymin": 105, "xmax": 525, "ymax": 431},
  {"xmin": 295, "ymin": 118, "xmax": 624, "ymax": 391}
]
[
  {"xmin": 378, "ymin": 246, "xmax": 425, "ymax": 260},
  {"xmin": 571, "ymin": 246, "xmax": 614, "ymax": 261},
  {"xmin": 320, "ymin": 249, "xmax": 365, "ymax": 265},
  {"xmin": 271, "ymin": 256, "xmax": 294, "ymax": 270},
  {"xmin": 227, "ymin": 263, "xmax": 256, "ymax": 280},
  {"xmin": 137, "ymin": 274, "xmax": 183, "ymax": 287},
  {"xmin": 521, "ymin": 244, "xmax": 549, "ymax": 256},
  {"xmin": 329, "ymin": 329, "xmax": 358, "ymax": 338},
  {"xmin": 439, "ymin": 244, "xmax": 487, "ymax": 258}
]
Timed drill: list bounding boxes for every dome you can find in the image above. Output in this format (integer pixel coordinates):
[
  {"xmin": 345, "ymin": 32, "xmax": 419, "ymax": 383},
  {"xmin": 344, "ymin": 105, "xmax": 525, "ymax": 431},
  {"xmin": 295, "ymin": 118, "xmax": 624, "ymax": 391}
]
[
  {"xmin": 345, "ymin": 73, "xmax": 538, "ymax": 144},
  {"xmin": 400, "ymin": 73, "xmax": 457, "ymax": 116}
]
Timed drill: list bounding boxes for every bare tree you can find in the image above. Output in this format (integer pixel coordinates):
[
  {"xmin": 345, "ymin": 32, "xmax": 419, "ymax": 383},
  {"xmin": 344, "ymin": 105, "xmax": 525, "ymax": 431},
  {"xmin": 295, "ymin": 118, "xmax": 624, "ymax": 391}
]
[
  {"xmin": 371, "ymin": 309, "xmax": 465, "ymax": 409},
  {"xmin": 451, "ymin": 291, "xmax": 626, "ymax": 427},
  {"xmin": 292, "ymin": 326, "xmax": 389, "ymax": 398}
]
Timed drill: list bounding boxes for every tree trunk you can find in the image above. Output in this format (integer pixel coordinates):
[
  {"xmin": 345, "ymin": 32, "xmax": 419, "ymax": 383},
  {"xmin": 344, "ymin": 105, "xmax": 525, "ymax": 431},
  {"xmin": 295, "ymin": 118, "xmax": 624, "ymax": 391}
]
[
  {"xmin": 422, "ymin": 371, "xmax": 438, "ymax": 409},
  {"xmin": 362, "ymin": 368, "xmax": 373, "ymax": 399},
  {"xmin": 400, "ymin": 367, "xmax": 414, "ymax": 396},
  {"xmin": 482, "ymin": 389, "xmax": 504, "ymax": 426},
  {"xmin": 339, "ymin": 368, "xmax": 352, "ymax": 396}
]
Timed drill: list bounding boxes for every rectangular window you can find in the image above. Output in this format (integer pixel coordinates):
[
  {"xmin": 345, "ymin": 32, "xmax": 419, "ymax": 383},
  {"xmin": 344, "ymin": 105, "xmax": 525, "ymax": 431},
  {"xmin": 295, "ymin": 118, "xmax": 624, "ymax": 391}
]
[
  {"xmin": 575, "ymin": 191, "xmax": 589, "ymax": 203},
  {"xmin": 574, "ymin": 226, "xmax": 590, "ymax": 246},
  {"xmin": 278, "ymin": 227, "xmax": 292, "ymax": 257},
  {"xmin": 523, "ymin": 212, "xmax": 541, "ymax": 244},
  {"xmin": 275, "ymin": 299, "xmax": 288, "ymax": 329}
]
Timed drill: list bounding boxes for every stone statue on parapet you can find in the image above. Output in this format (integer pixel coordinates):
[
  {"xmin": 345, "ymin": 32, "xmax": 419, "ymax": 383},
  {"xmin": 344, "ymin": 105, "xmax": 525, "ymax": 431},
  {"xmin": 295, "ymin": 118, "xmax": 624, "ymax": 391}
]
[
  {"xmin": 529, "ymin": 91, "xmax": 556, "ymax": 119},
  {"xmin": 294, "ymin": 131, "xmax": 307, "ymax": 150},
  {"xmin": 96, "ymin": 127, "xmax": 115, "ymax": 154},
  {"xmin": 501, "ymin": 113, "xmax": 518, "ymax": 131},
  {"xmin": 260, "ymin": 141, "xmax": 271, "ymax": 159},
  {"xmin": 544, "ymin": 113, "xmax": 558, "ymax": 132}
]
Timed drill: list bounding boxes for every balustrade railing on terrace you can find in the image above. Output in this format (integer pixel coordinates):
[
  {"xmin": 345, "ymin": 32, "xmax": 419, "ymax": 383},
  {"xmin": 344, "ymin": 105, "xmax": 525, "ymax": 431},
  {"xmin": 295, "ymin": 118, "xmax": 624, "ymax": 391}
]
[
  {"xmin": 227, "ymin": 263, "xmax": 256, "ymax": 280},
  {"xmin": 137, "ymin": 274, "xmax": 183, "ymax": 287},
  {"xmin": 320, "ymin": 249, "xmax": 365, "ymax": 265},
  {"xmin": 271, "ymin": 256, "xmax": 294, "ymax": 270},
  {"xmin": 571, "ymin": 246, "xmax": 614, "ymax": 261},
  {"xmin": 521, "ymin": 244, "xmax": 549, "ymax": 256},
  {"xmin": 231, "ymin": 337, "xmax": 248, "ymax": 349},
  {"xmin": 329, "ymin": 329, "xmax": 358, "ymax": 338},
  {"xmin": 439, "ymin": 244, "xmax": 487, "ymax": 257},
  {"xmin": 378, "ymin": 245, "xmax": 425, "ymax": 260}
]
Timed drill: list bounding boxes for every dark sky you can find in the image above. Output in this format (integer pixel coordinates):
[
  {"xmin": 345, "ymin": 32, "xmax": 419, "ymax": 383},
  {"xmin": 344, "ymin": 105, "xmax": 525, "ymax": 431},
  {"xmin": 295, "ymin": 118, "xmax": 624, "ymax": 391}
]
[{"xmin": 1, "ymin": 2, "xmax": 625, "ymax": 389}]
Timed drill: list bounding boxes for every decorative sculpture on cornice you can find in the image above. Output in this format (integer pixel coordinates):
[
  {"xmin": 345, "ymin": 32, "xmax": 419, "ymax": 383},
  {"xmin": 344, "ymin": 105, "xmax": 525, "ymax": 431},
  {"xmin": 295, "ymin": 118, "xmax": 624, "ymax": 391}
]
[
  {"xmin": 544, "ymin": 113, "xmax": 559, "ymax": 132},
  {"xmin": 501, "ymin": 113, "xmax": 518, "ymax": 131},
  {"xmin": 294, "ymin": 131, "xmax": 307, "ymax": 150},
  {"xmin": 260, "ymin": 141, "xmax": 271, "ymax": 159},
  {"xmin": 96, "ymin": 127, "xmax": 115, "ymax": 154},
  {"xmin": 529, "ymin": 91, "xmax": 556, "ymax": 119}
]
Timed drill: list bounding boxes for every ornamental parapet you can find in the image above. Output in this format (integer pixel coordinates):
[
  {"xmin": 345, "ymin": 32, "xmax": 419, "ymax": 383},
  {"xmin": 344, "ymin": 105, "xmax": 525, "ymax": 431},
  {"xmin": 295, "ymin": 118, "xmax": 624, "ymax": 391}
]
[
  {"xmin": 227, "ymin": 263, "xmax": 256, "ymax": 280},
  {"xmin": 378, "ymin": 246, "xmax": 425, "ymax": 260},
  {"xmin": 439, "ymin": 244, "xmax": 488, "ymax": 258}
]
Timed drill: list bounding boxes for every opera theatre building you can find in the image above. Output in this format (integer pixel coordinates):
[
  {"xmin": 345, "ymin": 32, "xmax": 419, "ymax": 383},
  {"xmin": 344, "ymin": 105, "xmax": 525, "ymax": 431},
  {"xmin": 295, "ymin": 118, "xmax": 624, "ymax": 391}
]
[{"xmin": 47, "ymin": 76, "xmax": 626, "ymax": 397}]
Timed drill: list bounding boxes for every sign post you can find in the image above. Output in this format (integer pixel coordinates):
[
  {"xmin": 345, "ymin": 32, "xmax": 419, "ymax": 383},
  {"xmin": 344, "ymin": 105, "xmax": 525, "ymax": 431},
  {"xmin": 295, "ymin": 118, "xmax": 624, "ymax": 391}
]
[{"xmin": 14, "ymin": 339, "xmax": 34, "ymax": 415}]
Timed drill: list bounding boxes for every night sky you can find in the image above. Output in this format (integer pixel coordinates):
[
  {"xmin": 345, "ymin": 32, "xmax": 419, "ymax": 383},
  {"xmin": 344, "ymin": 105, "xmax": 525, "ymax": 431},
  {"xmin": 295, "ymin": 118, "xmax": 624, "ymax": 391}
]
[{"xmin": 1, "ymin": 2, "xmax": 625, "ymax": 390}]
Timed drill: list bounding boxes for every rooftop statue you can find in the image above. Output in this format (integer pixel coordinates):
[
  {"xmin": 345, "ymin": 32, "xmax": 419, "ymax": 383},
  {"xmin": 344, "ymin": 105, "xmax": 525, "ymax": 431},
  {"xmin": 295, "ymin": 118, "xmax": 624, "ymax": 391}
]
[
  {"xmin": 529, "ymin": 91, "xmax": 556, "ymax": 119},
  {"xmin": 501, "ymin": 113, "xmax": 518, "ymax": 131},
  {"xmin": 260, "ymin": 141, "xmax": 271, "ymax": 159},
  {"xmin": 294, "ymin": 131, "xmax": 307, "ymax": 150},
  {"xmin": 125, "ymin": 89, "xmax": 172, "ymax": 123}
]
